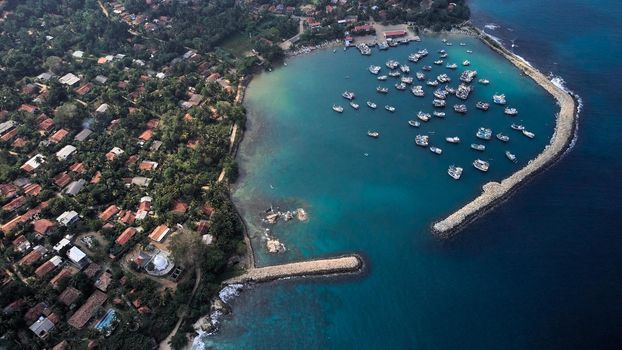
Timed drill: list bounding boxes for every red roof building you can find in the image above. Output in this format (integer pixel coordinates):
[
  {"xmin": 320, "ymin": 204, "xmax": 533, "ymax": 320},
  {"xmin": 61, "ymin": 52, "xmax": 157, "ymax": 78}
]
[
  {"xmin": 172, "ymin": 200, "xmax": 188, "ymax": 214},
  {"xmin": 115, "ymin": 227, "xmax": 137, "ymax": 246},
  {"xmin": 384, "ymin": 30, "xmax": 407, "ymax": 38},
  {"xmin": 67, "ymin": 290, "xmax": 107, "ymax": 329},
  {"xmin": 0, "ymin": 183, "xmax": 18, "ymax": 199},
  {"xmin": 99, "ymin": 205, "xmax": 119, "ymax": 222},
  {"xmin": 23, "ymin": 183, "xmax": 42, "ymax": 196},
  {"xmin": 146, "ymin": 118, "xmax": 159, "ymax": 129},
  {"xmin": 138, "ymin": 129, "xmax": 153, "ymax": 141},
  {"xmin": 69, "ymin": 162, "xmax": 86, "ymax": 174},
  {"xmin": 74, "ymin": 83, "xmax": 93, "ymax": 96},
  {"xmin": 38, "ymin": 117, "xmax": 55, "ymax": 131},
  {"xmin": 54, "ymin": 172, "xmax": 72, "ymax": 188},
  {"xmin": 19, "ymin": 104, "xmax": 37, "ymax": 114},
  {"xmin": 33, "ymin": 219, "xmax": 56, "ymax": 236},
  {"xmin": 49, "ymin": 129, "xmax": 69, "ymax": 143},
  {"xmin": 2, "ymin": 195, "xmax": 26, "ymax": 212},
  {"xmin": 50, "ymin": 266, "xmax": 78, "ymax": 288},
  {"xmin": 118, "ymin": 210, "xmax": 136, "ymax": 225}
]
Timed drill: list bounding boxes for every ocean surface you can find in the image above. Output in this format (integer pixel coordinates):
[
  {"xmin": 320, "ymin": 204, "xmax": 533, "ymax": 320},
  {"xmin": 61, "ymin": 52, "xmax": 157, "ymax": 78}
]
[{"xmin": 200, "ymin": 1, "xmax": 622, "ymax": 349}]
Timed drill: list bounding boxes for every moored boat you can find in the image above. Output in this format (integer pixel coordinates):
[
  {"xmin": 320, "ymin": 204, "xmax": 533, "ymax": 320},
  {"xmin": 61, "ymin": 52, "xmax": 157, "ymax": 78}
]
[
  {"xmin": 342, "ymin": 91, "xmax": 355, "ymax": 100},
  {"xmin": 446, "ymin": 63, "xmax": 458, "ymax": 69},
  {"xmin": 505, "ymin": 150, "xmax": 517, "ymax": 162},
  {"xmin": 400, "ymin": 64, "xmax": 410, "ymax": 73},
  {"xmin": 388, "ymin": 70, "xmax": 401, "ymax": 77},
  {"xmin": 401, "ymin": 76, "xmax": 414, "ymax": 84},
  {"xmin": 433, "ymin": 111, "xmax": 446, "ymax": 118},
  {"xmin": 462, "ymin": 60, "xmax": 470, "ymax": 66},
  {"xmin": 376, "ymin": 86, "xmax": 389, "ymax": 94},
  {"xmin": 427, "ymin": 80, "xmax": 439, "ymax": 87},
  {"xmin": 478, "ymin": 78, "xmax": 490, "ymax": 85},
  {"xmin": 417, "ymin": 111, "xmax": 431, "ymax": 122},
  {"xmin": 416, "ymin": 72, "xmax": 425, "ymax": 81},
  {"xmin": 332, "ymin": 104, "xmax": 343, "ymax": 113},
  {"xmin": 367, "ymin": 101, "xmax": 377, "ymax": 109},
  {"xmin": 437, "ymin": 74, "xmax": 451, "ymax": 83},
  {"xmin": 504, "ymin": 107, "xmax": 518, "ymax": 115},
  {"xmin": 434, "ymin": 59, "xmax": 444, "ymax": 65},
  {"xmin": 350, "ymin": 101, "xmax": 360, "ymax": 109},
  {"xmin": 455, "ymin": 83, "xmax": 472, "ymax": 100},
  {"xmin": 415, "ymin": 134, "xmax": 429, "ymax": 147},
  {"xmin": 460, "ymin": 70, "xmax": 478, "ymax": 83},
  {"xmin": 493, "ymin": 93, "xmax": 507, "ymax": 105},
  {"xmin": 408, "ymin": 120, "xmax": 420, "ymax": 127},
  {"xmin": 411, "ymin": 85, "xmax": 425, "ymax": 97},
  {"xmin": 522, "ymin": 130, "xmax": 535, "ymax": 138},
  {"xmin": 511, "ymin": 123, "xmax": 525, "ymax": 131},
  {"xmin": 445, "ymin": 136, "xmax": 460, "ymax": 143},
  {"xmin": 369, "ymin": 65, "xmax": 381, "ymax": 74},
  {"xmin": 367, "ymin": 130, "xmax": 379, "ymax": 138},
  {"xmin": 496, "ymin": 133, "xmax": 510, "ymax": 142},
  {"xmin": 476, "ymin": 101, "xmax": 490, "ymax": 111},
  {"xmin": 422, "ymin": 65, "xmax": 432, "ymax": 71},
  {"xmin": 476, "ymin": 127, "xmax": 492, "ymax": 140},
  {"xmin": 386, "ymin": 59, "xmax": 400, "ymax": 69},
  {"xmin": 433, "ymin": 99, "xmax": 446, "ymax": 107},
  {"xmin": 434, "ymin": 89, "xmax": 447, "ymax": 99},
  {"xmin": 430, "ymin": 146, "xmax": 442, "ymax": 155},
  {"xmin": 453, "ymin": 104, "xmax": 467, "ymax": 113},
  {"xmin": 448, "ymin": 165, "xmax": 463, "ymax": 180},
  {"xmin": 385, "ymin": 105, "xmax": 396, "ymax": 112},
  {"xmin": 395, "ymin": 82, "xmax": 407, "ymax": 90},
  {"xmin": 471, "ymin": 143, "xmax": 486, "ymax": 151},
  {"xmin": 473, "ymin": 159, "xmax": 490, "ymax": 172},
  {"xmin": 377, "ymin": 75, "xmax": 388, "ymax": 81}
]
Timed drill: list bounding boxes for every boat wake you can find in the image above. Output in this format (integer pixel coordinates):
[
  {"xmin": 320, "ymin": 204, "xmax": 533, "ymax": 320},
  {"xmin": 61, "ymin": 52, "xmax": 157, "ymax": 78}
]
[{"xmin": 549, "ymin": 74, "xmax": 582, "ymax": 153}]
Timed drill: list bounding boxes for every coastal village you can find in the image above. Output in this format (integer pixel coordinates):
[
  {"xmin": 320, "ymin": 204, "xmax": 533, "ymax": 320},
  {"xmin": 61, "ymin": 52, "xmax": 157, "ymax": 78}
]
[{"xmin": 0, "ymin": 0, "xmax": 469, "ymax": 349}]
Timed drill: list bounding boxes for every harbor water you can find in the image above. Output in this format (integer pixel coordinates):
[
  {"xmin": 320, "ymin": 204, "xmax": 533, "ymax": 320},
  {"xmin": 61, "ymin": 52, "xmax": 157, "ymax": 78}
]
[{"xmin": 199, "ymin": 1, "xmax": 622, "ymax": 348}]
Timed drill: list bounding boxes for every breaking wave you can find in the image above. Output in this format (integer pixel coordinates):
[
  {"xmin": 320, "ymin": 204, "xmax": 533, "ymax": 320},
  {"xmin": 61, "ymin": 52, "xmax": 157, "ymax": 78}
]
[{"xmin": 548, "ymin": 74, "xmax": 582, "ymax": 152}]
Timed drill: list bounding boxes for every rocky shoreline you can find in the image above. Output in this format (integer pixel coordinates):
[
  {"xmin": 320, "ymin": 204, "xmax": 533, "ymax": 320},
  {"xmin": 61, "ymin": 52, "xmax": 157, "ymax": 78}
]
[{"xmin": 432, "ymin": 26, "xmax": 577, "ymax": 237}]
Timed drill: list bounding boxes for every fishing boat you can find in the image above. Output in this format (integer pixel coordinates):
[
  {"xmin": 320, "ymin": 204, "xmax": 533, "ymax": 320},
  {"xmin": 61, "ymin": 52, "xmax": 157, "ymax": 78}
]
[
  {"xmin": 434, "ymin": 89, "xmax": 447, "ymax": 99},
  {"xmin": 418, "ymin": 49, "xmax": 428, "ymax": 56},
  {"xmin": 342, "ymin": 91, "xmax": 355, "ymax": 100},
  {"xmin": 422, "ymin": 65, "xmax": 432, "ymax": 71},
  {"xmin": 505, "ymin": 150, "xmax": 517, "ymax": 162},
  {"xmin": 388, "ymin": 70, "xmax": 401, "ymax": 77},
  {"xmin": 350, "ymin": 102, "xmax": 360, "ymax": 109},
  {"xmin": 493, "ymin": 93, "xmax": 507, "ymax": 105},
  {"xmin": 433, "ymin": 99, "xmax": 446, "ymax": 107},
  {"xmin": 437, "ymin": 74, "xmax": 451, "ymax": 83},
  {"xmin": 377, "ymin": 75, "xmax": 388, "ymax": 81},
  {"xmin": 367, "ymin": 101, "xmax": 377, "ymax": 109},
  {"xmin": 473, "ymin": 159, "xmax": 490, "ymax": 172},
  {"xmin": 385, "ymin": 105, "xmax": 396, "ymax": 112},
  {"xmin": 496, "ymin": 133, "xmax": 510, "ymax": 142},
  {"xmin": 511, "ymin": 123, "xmax": 525, "ymax": 131},
  {"xmin": 446, "ymin": 42, "xmax": 453, "ymax": 46},
  {"xmin": 378, "ymin": 42, "xmax": 389, "ymax": 50},
  {"xmin": 411, "ymin": 86, "xmax": 425, "ymax": 97},
  {"xmin": 471, "ymin": 143, "xmax": 486, "ymax": 151},
  {"xmin": 408, "ymin": 120, "xmax": 421, "ymax": 127},
  {"xmin": 400, "ymin": 65, "xmax": 410, "ymax": 73},
  {"xmin": 416, "ymin": 72, "xmax": 425, "ymax": 81},
  {"xmin": 522, "ymin": 130, "xmax": 535, "ymax": 138},
  {"xmin": 417, "ymin": 111, "xmax": 431, "ymax": 122},
  {"xmin": 444, "ymin": 85, "xmax": 456, "ymax": 94},
  {"xmin": 466, "ymin": 50, "xmax": 473, "ymax": 53},
  {"xmin": 386, "ymin": 60, "xmax": 400, "ymax": 69},
  {"xmin": 445, "ymin": 136, "xmax": 460, "ymax": 143},
  {"xmin": 463, "ymin": 60, "xmax": 471, "ymax": 66},
  {"xmin": 455, "ymin": 83, "xmax": 472, "ymax": 100},
  {"xmin": 460, "ymin": 70, "xmax": 478, "ymax": 83},
  {"xmin": 434, "ymin": 59, "xmax": 444, "ymax": 65},
  {"xmin": 438, "ymin": 49, "xmax": 446, "ymax": 54},
  {"xmin": 427, "ymin": 80, "xmax": 439, "ymax": 87},
  {"xmin": 478, "ymin": 78, "xmax": 490, "ymax": 85},
  {"xmin": 446, "ymin": 63, "xmax": 458, "ymax": 69},
  {"xmin": 332, "ymin": 104, "xmax": 344, "ymax": 113},
  {"xmin": 395, "ymin": 82, "xmax": 407, "ymax": 90},
  {"xmin": 376, "ymin": 86, "xmax": 389, "ymax": 94},
  {"xmin": 459, "ymin": 42, "xmax": 467, "ymax": 46},
  {"xmin": 476, "ymin": 101, "xmax": 490, "ymax": 111},
  {"xmin": 448, "ymin": 165, "xmax": 463, "ymax": 180},
  {"xmin": 433, "ymin": 111, "xmax": 446, "ymax": 118},
  {"xmin": 369, "ymin": 65, "xmax": 381, "ymax": 74},
  {"xmin": 476, "ymin": 127, "xmax": 492, "ymax": 140},
  {"xmin": 453, "ymin": 104, "xmax": 468, "ymax": 113},
  {"xmin": 415, "ymin": 134, "xmax": 429, "ymax": 147},
  {"xmin": 408, "ymin": 53, "xmax": 421, "ymax": 62},
  {"xmin": 401, "ymin": 76, "xmax": 414, "ymax": 84},
  {"xmin": 430, "ymin": 146, "xmax": 443, "ymax": 155},
  {"xmin": 504, "ymin": 107, "xmax": 518, "ymax": 116},
  {"xmin": 367, "ymin": 130, "xmax": 379, "ymax": 138}
]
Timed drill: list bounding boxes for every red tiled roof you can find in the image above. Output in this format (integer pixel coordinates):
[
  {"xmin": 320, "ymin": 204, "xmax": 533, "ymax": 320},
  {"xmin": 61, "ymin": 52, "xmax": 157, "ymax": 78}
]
[
  {"xmin": 58, "ymin": 287, "xmax": 82, "ymax": 306},
  {"xmin": 50, "ymin": 266, "xmax": 78, "ymax": 288},
  {"xmin": 67, "ymin": 290, "xmax": 107, "ymax": 329},
  {"xmin": 25, "ymin": 302, "xmax": 49, "ymax": 323},
  {"xmin": 90, "ymin": 171, "xmax": 102, "ymax": 184},
  {"xmin": 99, "ymin": 205, "xmax": 119, "ymax": 222},
  {"xmin": 149, "ymin": 224, "xmax": 169, "ymax": 242},
  {"xmin": 54, "ymin": 172, "xmax": 72, "ymax": 188},
  {"xmin": 69, "ymin": 162, "xmax": 86, "ymax": 174},
  {"xmin": 1, "ymin": 128, "xmax": 17, "ymax": 141},
  {"xmin": 11, "ymin": 137, "xmax": 28, "ymax": 148},
  {"xmin": 35, "ymin": 260, "xmax": 57, "ymax": 278},
  {"xmin": 2, "ymin": 195, "xmax": 25, "ymax": 212},
  {"xmin": 38, "ymin": 118, "xmax": 55, "ymax": 131},
  {"xmin": 18, "ymin": 104, "xmax": 37, "ymax": 113},
  {"xmin": 49, "ymin": 129, "xmax": 69, "ymax": 143},
  {"xmin": 0, "ymin": 183, "xmax": 18, "ymax": 198},
  {"xmin": 83, "ymin": 263, "xmax": 101, "ymax": 278},
  {"xmin": 138, "ymin": 129, "xmax": 153, "ymax": 141},
  {"xmin": 146, "ymin": 118, "xmax": 159, "ymax": 129},
  {"xmin": 23, "ymin": 183, "xmax": 41, "ymax": 196},
  {"xmin": 33, "ymin": 219, "xmax": 56, "ymax": 235},
  {"xmin": 73, "ymin": 83, "xmax": 93, "ymax": 96},
  {"xmin": 19, "ymin": 249, "xmax": 44, "ymax": 266},
  {"xmin": 172, "ymin": 201, "xmax": 188, "ymax": 214},
  {"xmin": 115, "ymin": 227, "xmax": 137, "ymax": 246},
  {"xmin": 118, "ymin": 210, "xmax": 135, "ymax": 225},
  {"xmin": 138, "ymin": 161, "xmax": 157, "ymax": 171}
]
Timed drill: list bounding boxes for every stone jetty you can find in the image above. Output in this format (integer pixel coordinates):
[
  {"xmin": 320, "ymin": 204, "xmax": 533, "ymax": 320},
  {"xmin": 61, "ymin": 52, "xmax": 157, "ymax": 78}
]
[
  {"xmin": 224, "ymin": 255, "xmax": 363, "ymax": 285},
  {"xmin": 433, "ymin": 27, "xmax": 577, "ymax": 237}
]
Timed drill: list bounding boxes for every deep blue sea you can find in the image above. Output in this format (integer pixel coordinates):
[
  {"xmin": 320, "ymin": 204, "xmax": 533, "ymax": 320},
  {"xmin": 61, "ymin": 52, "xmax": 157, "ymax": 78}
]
[{"xmin": 200, "ymin": 1, "xmax": 622, "ymax": 349}]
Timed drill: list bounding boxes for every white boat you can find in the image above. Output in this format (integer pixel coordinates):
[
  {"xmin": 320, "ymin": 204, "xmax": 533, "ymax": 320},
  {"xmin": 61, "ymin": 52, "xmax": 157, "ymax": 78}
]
[
  {"xmin": 493, "ymin": 93, "xmax": 506, "ymax": 105},
  {"xmin": 385, "ymin": 105, "xmax": 396, "ymax": 112},
  {"xmin": 350, "ymin": 102, "xmax": 360, "ymax": 109},
  {"xmin": 478, "ymin": 79, "xmax": 490, "ymax": 85},
  {"xmin": 462, "ymin": 60, "xmax": 470, "ymax": 66},
  {"xmin": 342, "ymin": 91, "xmax": 355, "ymax": 100},
  {"xmin": 408, "ymin": 120, "xmax": 421, "ymax": 127},
  {"xmin": 433, "ymin": 111, "xmax": 446, "ymax": 118},
  {"xmin": 400, "ymin": 65, "xmax": 410, "ymax": 73},
  {"xmin": 471, "ymin": 143, "xmax": 486, "ymax": 151},
  {"xmin": 369, "ymin": 65, "xmax": 381, "ymax": 74},
  {"xmin": 446, "ymin": 63, "xmax": 458, "ymax": 69},
  {"xmin": 453, "ymin": 104, "xmax": 468, "ymax": 113},
  {"xmin": 433, "ymin": 99, "xmax": 446, "ymax": 107},
  {"xmin": 430, "ymin": 147, "xmax": 442, "ymax": 155},
  {"xmin": 511, "ymin": 123, "xmax": 525, "ymax": 131},
  {"xmin": 473, "ymin": 159, "xmax": 490, "ymax": 172},
  {"xmin": 411, "ymin": 86, "xmax": 425, "ymax": 97},
  {"xmin": 476, "ymin": 127, "xmax": 492, "ymax": 140},
  {"xmin": 445, "ymin": 136, "xmax": 460, "ymax": 143},
  {"xmin": 415, "ymin": 134, "xmax": 429, "ymax": 147},
  {"xmin": 466, "ymin": 50, "xmax": 473, "ymax": 53},
  {"xmin": 367, "ymin": 101, "xmax": 377, "ymax": 109},
  {"xmin": 448, "ymin": 165, "xmax": 463, "ymax": 180},
  {"xmin": 504, "ymin": 107, "xmax": 518, "ymax": 115},
  {"xmin": 417, "ymin": 111, "xmax": 431, "ymax": 122},
  {"xmin": 376, "ymin": 86, "xmax": 389, "ymax": 94},
  {"xmin": 389, "ymin": 70, "xmax": 401, "ymax": 77},
  {"xmin": 434, "ymin": 59, "xmax": 444, "ymax": 65},
  {"xmin": 505, "ymin": 150, "xmax": 517, "ymax": 162},
  {"xmin": 496, "ymin": 133, "xmax": 510, "ymax": 142},
  {"xmin": 377, "ymin": 75, "xmax": 388, "ymax": 81},
  {"xmin": 367, "ymin": 130, "xmax": 379, "ymax": 138},
  {"xmin": 332, "ymin": 104, "xmax": 343, "ymax": 113},
  {"xmin": 437, "ymin": 74, "xmax": 451, "ymax": 83},
  {"xmin": 427, "ymin": 80, "xmax": 439, "ymax": 87},
  {"xmin": 385, "ymin": 59, "xmax": 400, "ymax": 69},
  {"xmin": 416, "ymin": 72, "xmax": 425, "ymax": 81},
  {"xmin": 522, "ymin": 130, "xmax": 535, "ymax": 138},
  {"xmin": 401, "ymin": 76, "xmax": 414, "ymax": 84},
  {"xmin": 395, "ymin": 82, "xmax": 407, "ymax": 90}
]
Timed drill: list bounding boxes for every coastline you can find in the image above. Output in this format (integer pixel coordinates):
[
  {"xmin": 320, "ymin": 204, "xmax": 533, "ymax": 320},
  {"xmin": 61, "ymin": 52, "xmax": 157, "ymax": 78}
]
[{"xmin": 432, "ymin": 25, "xmax": 577, "ymax": 237}]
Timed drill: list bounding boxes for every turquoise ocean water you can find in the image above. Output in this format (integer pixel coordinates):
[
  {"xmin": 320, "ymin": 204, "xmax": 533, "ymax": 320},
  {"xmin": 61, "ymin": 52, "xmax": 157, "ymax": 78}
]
[{"xmin": 201, "ymin": 1, "xmax": 622, "ymax": 349}]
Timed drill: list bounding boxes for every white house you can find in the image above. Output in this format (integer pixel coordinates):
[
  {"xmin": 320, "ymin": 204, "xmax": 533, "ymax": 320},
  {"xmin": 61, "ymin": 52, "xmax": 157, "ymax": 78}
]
[
  {"xmin": 56, "ymin": 210, "xmax": 79, "ymax": 226},
  {"xmin": 56, "ymin": 145, "xmax": 77, "ymax": 161}
]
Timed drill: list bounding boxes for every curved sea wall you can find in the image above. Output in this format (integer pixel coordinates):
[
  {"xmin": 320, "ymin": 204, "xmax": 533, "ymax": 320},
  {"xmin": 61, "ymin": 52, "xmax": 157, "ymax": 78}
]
[
  {"xmin": 224, "ymin": 255, "xmax": 363, "ymax": 284},
  {"xmin": 433, "ymin": 27, "xmax": 577, "ymax": 237}
]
